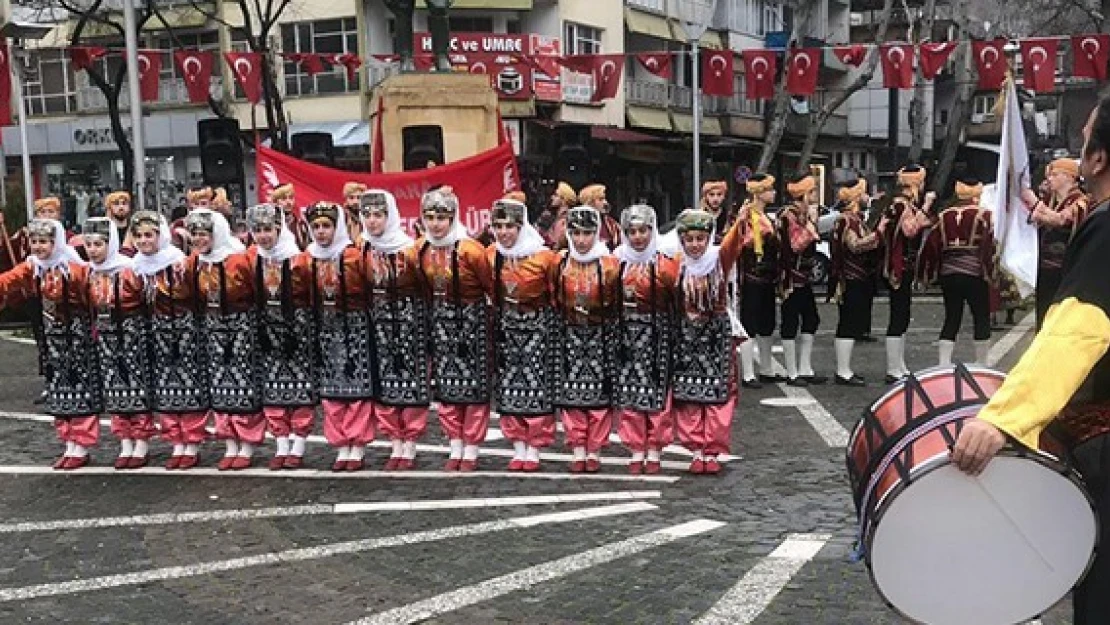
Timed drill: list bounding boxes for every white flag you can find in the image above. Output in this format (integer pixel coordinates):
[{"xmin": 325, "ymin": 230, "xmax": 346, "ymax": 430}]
[{"xmin": 991, "ymin": 78, "xmax": 1039, "ymax": 299}]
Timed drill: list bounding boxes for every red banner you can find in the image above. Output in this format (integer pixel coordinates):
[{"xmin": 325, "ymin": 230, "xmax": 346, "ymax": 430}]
[
  {"xmin": 786, "ymin": 48, "xmax": 819, "ymax": 96},
  {"xmin": 256, "ymin": 142, "xmax": 520, "ymax": 234},
  {"xmin": 0, "ymin": 45, "xmax": 11, "ymax": 126},
  {"xmin": 1073, "ymin": 34, "xmax": 1110, "ymax": 81},
  {"xmin": 701, "ymin": 49, "xmax": 735, "ymax": 96},
  {"xmin": 918, "ymin": 42, "xmax": 956, "ymax": 80},
  {"xmin": 1020, "ymin": 38, "xmax": 1057, "ymax": 93},
  {"xmin": 415, "ymin": 32, "xmax": 548, "ymax": 100},
  {"xmin": 174, "ymin": 50, "xmax": 215, "ymax": 103},
  {"xmin": 136, "ymin": 50, "xmax": 162, "ymax": 102},
  {"xmin": 225, "ymin": 52, "xmax": 264, "ymax": 104},
  {"xmin": 834, "ymin": 45, "xmax": 867, "ymax": 67},
  {"xmin": 973, "ymin": 39, "xmax": 1008, "ymax": 90},
  {"xmin": 559, "ymin": 54, "xmax": 625, "ymax": 102},
  {"xmin": 742, "ymin": 50, "xmax": 777, "ymax": 100},
  {"xmin": 880, "ymin": 44, "xmax": 914, "ymax": 89},
  {"xmin": 70, "ymin": 46, "xmax": 108, "ymax": 72},
  {"xmin": 636, "ymin": 52, "xmax": 672, "ymax": 79}
]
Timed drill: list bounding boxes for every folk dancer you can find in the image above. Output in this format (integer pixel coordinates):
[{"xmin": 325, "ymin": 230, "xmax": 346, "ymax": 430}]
[
  {"xmin": 130, "ymin": 211, "xmax": 208, "ymax": 470},
  {"xmin": 172, "ymin": 186, "xmax": 214, "ymax": 253},
  {"xmin": 306, "ymin": 202, "xmax": 376, "ymax": 471},
  {"xmin": 0, "ymin": 219, "xmax": 98, "ymax": 469},
  {"xmin": 186, "ymin": 209, "xmax": 264, "ymax": 471},
  {"xmin": 344, "ymin": 182, "xmax": 368, "ymax": 244},
  {"xmin": 577, "ymin": 184, "xmax": 623, "ymax": 250},
  {"xmin": 271, "ymin": 183, "xmax": 312, "ymax": 249},
  {"xmin": 417, "ymin": 188, "xmax": 494, "ymax": 471},
  {"xmin": 104, "ymin": 191, "xmax": 137, "ymax": 256},
  {"xmin": 671, "ymin": 209, "xmax": 744, "ymax": 474},
  {"xmin": 916, "ymin": 177, "xmax": 996, "ymax": 366},
  {"xmin": 1022, "ymin": 158, "xmax": 1090, "ymax": 330},
  {"xmin": 613, "ymin": 204, "xmax": 678, "ymax": 474},
  {"xmin": 551, "ymin": 206, "xmax": 620, "ymax": 473},
  {"xmin": 880, "ymin": 165, "xmax": 935, "ymax": 383},
  {"xmin": 538, "ymin": 181, "xmax": 577, "ymax": 248},
  {"xmin": 487, "ymin": 198, "xmax": 559, "ymax": 472},
  {"xmin": 736, "ymin": 174, "xmax": 781, "ymax": 388},
  {"xmin": 360, "ymin": 190, "xmax": 432, "ymax": 471},
  {"xmin": 830, "ymin": 179, "xmax": 885, "ymax": 386},
  {"xmin": 778, "ymin": 173, "xmax": 827, "ymax": 386},
  {"xmin": 84, "ymin": 217, "xmax": 154, "ymax": 469},
  {"xmin": 658, "ymin": 180, "xmax": 729, "ymax": 257},
  {"xmin": 952, "ymin": 97, "xmax": 1110, "ymax": 623},
  {"xmin": 246, "ymin": 204, "xmax": 316, "ymax": 470}
]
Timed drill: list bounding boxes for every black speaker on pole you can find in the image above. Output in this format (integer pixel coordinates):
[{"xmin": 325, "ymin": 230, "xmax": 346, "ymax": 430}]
[
  {"xmin": 554, "ymin": 125, "xmax": 591, "ymax": 190},
  {"xmin": 198, "ymin": 118, "xmax": 244, "ymax": 186},
  {"xmin": 291, "ymin": 132, "xmax": 336, "ymax": 167},
  {"xmin": 402, "ymin": 125, "xmax": 445, "ymax": 171}
]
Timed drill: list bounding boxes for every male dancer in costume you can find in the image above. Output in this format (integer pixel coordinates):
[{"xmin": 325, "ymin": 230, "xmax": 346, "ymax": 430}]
[
  {"xmin": 360, "ymin": 190, "xmax": 432, "ymax": 471},
  {"xmin": 551, "ymin": 206, "xmax": 620, "ymax": 473},
  {"xmin": 186, "ymin": 209, "xmax": 263, "ymax": 470},
  {"xmin": 0, "ymin": 219, "xmax": 98, "ymax": 469},
  {"xmin": 578, "ymin": 184, "xmax": 622, "ymax": 250},
  {"xmin": 271, "ymin": 183, "xmax": 312, "ymax": 249},
  {"xmin": 537, "ymin": 181, "xmax": 576, "ymax": 248},
  {"xmin": 613, "ymin": 204, "xmax": 678, "ymax": 474},
  {"xmin": 953, "ymin": 97, "xmax": 1110, "ymax": 624},
  {"xmin": 880, "ymin": 165, "xmax": 935, "ymax": 383},
  {"xmin": 246, "ymin": 204, "xmax": 316, "ymax": 470},
  {"xmin": 916, "ymin": 176, "xmax": 995, "ymax": 365},
  {"xmin": 417, "ymin": 188, "xmax": 493, "ymax": 471},
  {"xmin": 306, "ymin": 202, "xmax": 375, "ymax": 471},
  {"xmin": 104, "ymin": 191, "xmax": 136, "ymax": 255},
  {"xmin": 344, "ymin": 182, "xmax": 368, "ymax": 244},
  {"xmin": 84, "ymin": 217, "xmax": 153, "ymax": 469},
  {"xmin": 1021, "ymin": 158, "xmax": 1089, "ymax": 330},
  {"xmin": 779, "ymin": 173, "xmax": 827, "ymax": 386},
  {"xmin": 487, "ymin": 198, "xmax": 558, "ymax": 472},
  {"xmin": 736, "ymin": 174, "xmax": 781, "ymax": 387},
  {"xmin": 172, "ymin": 186, "xmax": 214, "ymax": 252}
]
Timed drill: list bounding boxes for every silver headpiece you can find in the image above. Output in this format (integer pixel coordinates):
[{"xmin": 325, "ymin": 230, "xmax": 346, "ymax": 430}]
[
  {"xmin": 620, "ymin": 204, "xmax": 656, "ymax": 230},
  {"xmin": 246, "ymin": 203, "xmax": 281, "ymax": 229}
]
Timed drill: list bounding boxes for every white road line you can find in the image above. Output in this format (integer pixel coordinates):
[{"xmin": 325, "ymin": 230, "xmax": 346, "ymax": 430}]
[
  {"xmin": 0, "ymin": 331, "xmax": 36, "ymax": 345},
  {"xmin": 0, "ymin": 501, "xmax": 657, "ymax": 603},
  {"xmin": 0, "ymin": 491, "xmax": 663, "ymax": 533},
  {"xmin": 694, "ymin": 533, "xmax": 830, "ymax": 625},
  {"xmin": 986, "ymin": 311, "xmax": 1035, "ymax": 367},
  {"xmin": 773, "ymin": 383, "xmax": 850, "ymax": 447},
  {"xmin": 0, "ymin": 465, "xmax": 681, "ymax": 483},
  {"xmin": 350, "ymin": 519, "xmax": 727, "ymax": 625}
]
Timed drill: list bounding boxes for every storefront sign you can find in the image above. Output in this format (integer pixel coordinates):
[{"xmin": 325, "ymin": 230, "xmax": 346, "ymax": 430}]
[
  {"xmin": 73, "ymin": 127, "xmax": 129, "ymax": 147},
  {"xmin": 416, "ymin": 32, "xmax": 561, "ymax": 101}
]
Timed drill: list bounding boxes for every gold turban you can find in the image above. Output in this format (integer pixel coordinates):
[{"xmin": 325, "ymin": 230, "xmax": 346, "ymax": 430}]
[
  {"xmin": 554, "ymin": 182, "xmax": 577, "ymax": 206},
  {"xmin": 837, "ymin": 179, "xmax": 867, "ymax": 204},
  {"xmin": 897, "ymin": 166, "xmax": 927, "ymax": 188},
  {"xmin": 786, "ymin": 175, "xmax": 816, "ymax": 200},
  {"xmin": 578, "ymin": 184, "xmax": 606, "ymax": 206},
  {"xmin": 343, "ymin": 182, "xmax": 368, "ymax": 197},
  {"xmin": 33, "ymin": 196, "xmax": 61, "ymax": 214},
  {"xmin": 105, "ymin": 191, "xmax": 130, "ymax": 206},
  {"xmin": 270, "ymin": 183, "xmax": 295, "ymax": 201},
  {"xmin": 1048, "ymin": 158, "xmax": 1080, "ymax": 179},
  {"xmin": 187, "ymin": 186, "xmax": 214, "ymax": 203},
  {"xmin": 701, "ymin": 180, "xmax": 728, "ymax": 197},
  {"xmin": 955, "ymin": 180, "xmax": 983, "ymax": 201},
  {"xmin": 745, "ymin": 174, "xmax": 775, "ymax": 195}
]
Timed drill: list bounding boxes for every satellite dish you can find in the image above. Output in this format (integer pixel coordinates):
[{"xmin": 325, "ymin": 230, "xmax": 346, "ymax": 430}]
[{"xmin": 790, "ymin": 96, "xmax": 810, "ymax": 115}]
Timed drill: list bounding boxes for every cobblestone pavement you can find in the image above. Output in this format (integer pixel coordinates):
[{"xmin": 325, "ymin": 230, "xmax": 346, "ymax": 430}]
[{"xmin": 0, "ymin": 300, "xmax": 1075, "ymax": 624}]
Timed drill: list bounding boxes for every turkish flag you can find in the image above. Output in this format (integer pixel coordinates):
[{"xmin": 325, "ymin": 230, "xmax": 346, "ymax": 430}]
[
  {"xmin": 286, "ymin": 52, "xmax": 325, "ymax": 76},
  {"xmin": 1073, "ymin": 34, "xmax": 1110, "ymax": 81},
  {"xmin": 636, "ymin": 52, "xmax": 672, "ymax": 79},
  {"xmin": 918, "ymin": 41, "xmax": 957, "ymax": 80},
  {"xmin": 70, "ymin": 46, "xmax": 108, "ymax": 72},
  {"xmin": 701, "ymin": 50, "xmax": 734, "ymax": 96},
  {"xmin": 1020, "ymin": 38, "xmax": 1058, "ymax": 93},
  {"xmin": 327, "ymin": 53, "xmax": 362, "ymax": 82},
  {"xmin": 225, "ymin": 52, "xmax": 264, "ymax": 104},
  {"xmin": 741, "ymin": 50, "xmax": 777, "ymax": 100},
  {"xmin": 558, "ymin": 54, "xmax": 625, "ymax": 102},
  {"xmin": 973, "ymin": 39, "xmax": 1008, "ymax": 90},
  {"xmin": 880, "ymin": 44, "xmax": 914, "ymax": 89},
  {"xmin": 135, "ymin": 51, "xmax": 162, "ymax": 102},
  {"xmin": 786, "ymin": 48, "xmax": 819, "ymax": 96},
  {"xmin": 173, "ymin": 50, "xmax": 215, "ymax": 103},
  {"xmin": 833, "ymin": 45, "xmax": 868, "ymax": 67},
  {"xmin": 0, "ymin": 45, "xmax": 12, "ymax": 125},
  {"xmin": 526, "ymin": 54, "xmax": 562, "ymax": 78}
]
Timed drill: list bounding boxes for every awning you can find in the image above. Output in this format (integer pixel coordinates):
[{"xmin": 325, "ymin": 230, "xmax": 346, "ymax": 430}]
[
  {"xmin": 965, "ymin": 141, "xmax": 1001, "ymax": 154},
  {"xmin": 627, "ymin": 106, "xmax": 673, "ymax": 131},
  {"xmin": 499, "ymin": 100, "xmax": 535, "ymax": 118},
  {"xmin": 283, "ymin": 121, "xmax": 370, "ymax": 147},
  {"xmin": 591, "ymin": 126, "xmax": 658, "ymax": 143},
  {"xmin": 671, "ymin": 113, "xmax": 722, "ymax": 135},
  {"xmin": 418, "ymin": 0, "xmax": 532, "ymax": 8},
  {"xmin": 625, "ymin": 7, "xmax": 675, "ymax": 41},
  {"xmin": 669, "ymin": 23, "xmax": 724, "ymax": 48}
]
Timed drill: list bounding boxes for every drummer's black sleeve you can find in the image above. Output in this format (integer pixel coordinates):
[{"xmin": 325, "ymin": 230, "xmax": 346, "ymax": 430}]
[{"xmin": 977, "ymin": 211, "xmax": 1110, "ymax": 449}]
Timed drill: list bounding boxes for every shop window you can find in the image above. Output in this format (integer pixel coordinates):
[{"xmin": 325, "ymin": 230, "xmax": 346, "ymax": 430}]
[{"xmin": 564, "ymin": 22, "xmax": 602, "ymax": 55}]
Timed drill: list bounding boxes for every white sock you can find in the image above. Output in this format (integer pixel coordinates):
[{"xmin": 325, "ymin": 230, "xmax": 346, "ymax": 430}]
[
  {"xmin": 630, "ymin": 451, "xmax": 645, "ymax": 462},
  {"xmin": 72, "ymin": 444, "xmax": 89, "ymax": 458},
  {"xmin": 938, "ymin": 339, "xmax": 956, "ymax": 366},
  {"xmin": 897, "ymin": 336, "xmax": 911, "ymax": 376},
  {"xmin": 739, "ymin": 340, "xmax": 757, "ymax": 381},
  {"xmin": 238, "ymin": 442, "xmax": 255, "ymax": 458},
  {"xmin": 756, "ymin": 336, "xmax": 775, "ymax": 376},
  {"xmin": 782, "ymin": 339, "xmax": 799, "ymax": 380},
  {"xmin": 64, "ymin": 441, "xmax": 76, "ymax": 457},
  {"xmin": 885, "ymin": 336, "xmax": 903, "ymax": 378},
  {"xmin": 119, "ymin": 439, "xmax": 134, "ymax": 458},
  {"xmin": 798, "ymin": 333, "xmax": 817, "ymax": 377},
  {"xmin": 835, "ymin": 338, "xmax": 855, "ymax": 379},
  {"xmin": 512, "ymin": 440, "xmax": 527, "ymax": 460},
  {"xmin": 349, "ymin": 445, "xmax": 365, "ymax": 461},
  {"xmin": 391, "ymin": 439, "xmax": 404, "ymax": 459},
  {"xmin": 402, "ymin": 440, "xmax": 417, "ymax": 460},
  {"xmin": 974, "ymin": 340, "xmax": 990, "ymax": 364},
  {"xmin": 337, "ymin": 446, "xmax": 352, "ymax": 462},
  {"xmin": 171, "ymin": 443, "xmax": 185, "ymax": 457},
  {"xmin": 133, "ymin": 439, "xmax": 149, "ymax": 458},
  {"xmin": 449, "ymin": 439, "xmax": 464, "ymax": 460},
  {"xmin": 646, "ymin": 449, "xmax": 661, "ymax": 462},
  {"xmin": 462, "ymin": 444, "xmax": 479, "ymax": 461},
  {"xmin": 693, "ymin": 450, "xmax": 704, "ymax": 461},
  {"xmin": 290, "ymin": 435, "xmax": 306, "ymax": 457},
  {"xmin": 525, "ymin": 446, "xmax": 540, "ymax": 462},
  {"xmin": 586, "ymin": 452, "xmax": 600, "ymax": 462},
  {"xmin": 184, "ymin": 444, "xmax": 198, "ymax": 457},
  {"xmin": 224, "ymin": 440, "xmax": 240, "ymax": 458},
  {"xmin": 573, "ymin": 446, "xmax": 587, "ymax": 461},
  {"xmin": 275, "ymin": 436, "xmax": 290, "ymax": 457}
]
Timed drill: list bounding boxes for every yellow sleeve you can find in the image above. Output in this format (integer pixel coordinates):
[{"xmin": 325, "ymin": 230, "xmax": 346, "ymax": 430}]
[{"xmin": 977, "ymin": 297, "xmax": 1110, "ymax": 448}]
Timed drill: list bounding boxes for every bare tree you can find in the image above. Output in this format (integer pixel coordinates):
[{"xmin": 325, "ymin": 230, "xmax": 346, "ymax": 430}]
[
  {"xmin": 907, "ymin": 0, "xmax": 937, "ymax": 162},
  {"xmin": 756, "ymin": 0, "xmax": 816, "ymax": 172},
  {"xmin": 932, "ymin": 0, "xmax": 974, "ymax": 193}
]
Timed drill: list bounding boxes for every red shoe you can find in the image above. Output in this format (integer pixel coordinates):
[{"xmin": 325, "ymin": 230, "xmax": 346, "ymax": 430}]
[
  {"xmin": 178, "ymin": 455, "xmax": 199, "ymax": 470},
  {"xmin": 688, "ymin": 459, "xmax": 705, "ymax": 474},
  {"xmin": 217, "ymin": 456, "xmax": 235, "ymax": 471},
  {"xmin": 165, "ymin": 455, "xmax": 183, "ymax": 470},
  {"xmin": 332, "ymin": 459, "xmax": 348, "ymax": 472},
  {"xmin": 65, "ymin": 455, "xmax": 89, "ymax": 470},
  {"xmin": 283, "ymin": 456, "xmax": 303, "ymax": 470},
  {"xmin": 268, "ymin": 455, "xmax": 287, "ymax": 471},
  {"xmin": 396, "ymin": 458, "xmax": 414, "ymax": 471},
  {"xmin": 585, "ymin": 459, "xmax": 601, "ymax": 473},
  {"xmin": 444, "ymin": 458, "xmax": 462, "ymax": 471},
  {"xmin": 522, "ymin": 461, "xmax": 540, "ymax": 472},
  {"xmin": 569, "ymin": 460, "xmax": 586, "ymax": 473},
  {"xmin": 704, "ymin": 457, "xmax": 721, "ymax": 475},
  {"xmin": 128, "ymin": 456, "xmax": 148, "ymax": 469},
  {"xmin": 345, "ymin": 459, "xmax": 364, "ymax": 472},
  {"xmin": 507, "ymin": 458, "xmax": 524, "ymax": 472},
  {"xmin": 114, "ymin": 456, "xmax": 131, "ymax": 470},
  {"xmin": 384, "ymin": 457, "xmax": 400, "ymax": 471},
  {"xmin": 458, "ymin": 459, "xmax": 477, "ymax": 472},
  {"xmin": 230, "ymin": 456, "xmax": 252, "ymax": 470},
  {"xmin": 53, "ymin": 455, "xmax": 68, "ymax": 470},
  {"xmin": 644, "ymin": 461, "xmax": 661, "ymax": 475},
  {"xmin": 628, "ymin": 461, "xmax": 643, "ymax": 475}
]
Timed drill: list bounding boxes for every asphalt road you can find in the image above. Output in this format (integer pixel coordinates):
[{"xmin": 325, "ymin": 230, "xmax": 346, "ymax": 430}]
[{"xmin": 0, "ymin": 299, "xmax": 1074, "ymax": 624}]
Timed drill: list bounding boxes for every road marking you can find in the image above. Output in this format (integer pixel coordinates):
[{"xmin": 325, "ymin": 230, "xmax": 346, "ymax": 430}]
[
  {"xmin": 694, "ymin": 533, "xmax": 831, "ymax": 625},
  {"xmin": 0, "ymin": 501, "xmax": 657, "ymax": 603},
  {"xmin": 986, "ymin": 311, "xmax": 1035, "ymax": 368},
  {"xmin": 350, "ymin": 519, "xmax": 727, "ymax": 625},
  {"xmin": 0, "ymin": 331, "xmax": 36, "ymax": 345},
  {"xmin": 0, "ymin": 491, "xmax": 663, "ymax": 533},
  {"xmin": 773, "ymin": 383, "xmax": 850, "ymax": 447},
  {"xmin": 0, "ymin": 465, "xmax": 681, "ymax": 483}
]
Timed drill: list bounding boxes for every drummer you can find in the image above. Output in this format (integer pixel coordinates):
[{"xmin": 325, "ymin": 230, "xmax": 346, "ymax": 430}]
[{"xmin": 952, "ymin": 97, "xmax": 1110, "ymax": 623}]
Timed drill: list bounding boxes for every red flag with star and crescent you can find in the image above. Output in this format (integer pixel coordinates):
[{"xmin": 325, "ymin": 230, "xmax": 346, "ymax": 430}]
[
  {"xmin": 174, "ymin": 50, "xmax": 215, "ymax": 104},
  {"xmin": 1020, "ymin": 38, "xmax": 1058, "ymax": 93},
  {"xmin": 558, "ymin": 54, "xmax": 625, "ymax": 102},
  {"xmin": 786, "ymin": 48, "xmax": 820, "ymax": 96},
  {"xmin": 136, "ymin": 50, "xmax": 162, "ymax": 102},
  {"xmin": 224, "ymin": 51, "xmax": 264, "ymax": 105},
  {"xmin": 742, "ymin": 49, "xmax": 777, "ymax": 100},
  {"xmin": 1073, "ymin": 34, "xmax": 1110, "ymax": 81},
  {"xmin": 880, "ymin": 44, "xmax": 915, "ymax": 89},
  {"xmin": 973, "ymin": 39, "xmax": 1008, "ymax": 90},
  {"xmin": 918, "ymin": 41, "xmax": 957, "ymax": 80},
  {"xmin": 636, "ymin": 52, "xmax": 673, "ymax": 79},
  {"xmin": 833, "ymin": 44, "xmax": 868, "ymax": 67},
  {"xmin": 701, "ymin": 49, "xmax": 734, "ymax": 96}
]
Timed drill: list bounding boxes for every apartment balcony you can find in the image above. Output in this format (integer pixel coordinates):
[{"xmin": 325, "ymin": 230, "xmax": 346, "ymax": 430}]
[{"xmin": 75, "ymin": 76, "xmax": 223, "ymax": 113}]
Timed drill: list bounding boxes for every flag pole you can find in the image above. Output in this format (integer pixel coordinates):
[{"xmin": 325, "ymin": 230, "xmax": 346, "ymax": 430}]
[{"xmin": 123, "ymin": 0, "xmax": 146, "ymax": 211}]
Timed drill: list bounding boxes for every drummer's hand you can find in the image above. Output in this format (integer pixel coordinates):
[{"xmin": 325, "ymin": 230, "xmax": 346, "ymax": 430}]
[{"xmin": 951, "ymin": 418, "xmax": 1007, "ymax": 476}]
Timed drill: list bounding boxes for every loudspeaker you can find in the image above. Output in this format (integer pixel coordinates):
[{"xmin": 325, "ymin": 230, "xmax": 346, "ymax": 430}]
[
  {"xmin": 291, "ymin": 131, "xmax": 335, "ymax": 167},
  {"xmin": 198, "ymin": 118, "xmax": 243, "ymax": 185},
  {"xmin": 402, "ymin": 125, "xmax": 445, "ymax": 171},
  {"xmin": 554, "ymin": 125, "xmax": 591, "ymax": 190}
]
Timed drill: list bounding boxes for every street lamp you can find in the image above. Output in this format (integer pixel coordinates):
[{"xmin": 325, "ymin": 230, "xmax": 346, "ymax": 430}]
[
  {"xmin": 1, "ymin": 20, "xmax": 52, "ymax": 221},
  {"xmin": 669, "ymin": 0, "xmax": 718, "ymax": 211}
]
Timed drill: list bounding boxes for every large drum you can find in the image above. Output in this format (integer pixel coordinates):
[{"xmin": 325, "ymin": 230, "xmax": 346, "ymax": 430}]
[{"xmin": 846, "ymin": 364, "xmax": 1097, "ymax": 624}]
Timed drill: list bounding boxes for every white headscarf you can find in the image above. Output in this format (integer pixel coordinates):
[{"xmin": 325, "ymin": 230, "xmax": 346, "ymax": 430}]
[
  {"xmin": 307, "ymin": 205, "xmax": 353, "ymax": 261},
  {"xmin": 681, "ymin": 244, "xmax": 722, "ymax": 278},
  {"xmin": 190, "ymin": 209, "xmax": 246, "ymax": 264},
  {"xmin": 422, "ymin": 212, "xmax": 469, "ymax": 248},
  {"xmin": 27, "ymin": 219, "xmax": 86, "ymax": 277},
  {"xmin": 613, "ymin": 207, "xmax": 659, "ymax": 265},
  {"xmin": 493, "ymin": 200, "xmax": 547, "ymax": 259},
  {"xmin": 85, "ymin": 218, "xmax": 133, "ymax": 275},
  {"xmin": 362, "ymin": 189, "xmax": 414, "ymax": 255},
  {"xmin": 132, "ymin": 214, "xmax": 186, "ymax": 277},
  {"xmin": 565, "ymin": 206, "xmax": 609, "ymax": 263},
  {"xmin": 656, "ymin": 228, "xmax": 681, "ymax": 258},
  {"xmin": 256, "ymin": 219, "xmax": 301, "ymax": 262}
]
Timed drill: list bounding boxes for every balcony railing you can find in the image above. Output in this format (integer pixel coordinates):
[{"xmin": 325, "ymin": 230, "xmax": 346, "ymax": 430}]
[
  {"xmin": 75, "ymin": 76, "xmax": 223, "ymax": 112},
  {"xmin": 626, "ymin": 79, "xmax": 763, "ymax": 116}
]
